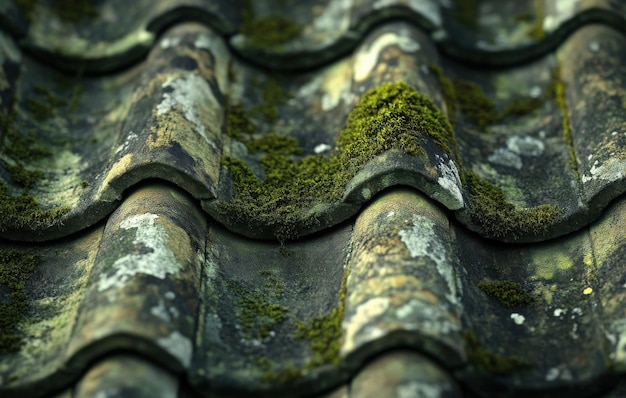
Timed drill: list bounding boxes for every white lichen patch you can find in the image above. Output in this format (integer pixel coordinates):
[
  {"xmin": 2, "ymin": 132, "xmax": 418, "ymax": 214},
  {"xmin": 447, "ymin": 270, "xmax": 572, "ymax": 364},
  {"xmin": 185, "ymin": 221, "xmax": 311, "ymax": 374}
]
[
  {"xmin": 399, "ymin": 214, "xmax": 459, "ymax": 305},
  {"xmin": 354, "ymin": 31, "xmax": 420, "ymax": 82},
  {"xmin": 507, "ymin": 135, "xmax": 544, "ymax": 157},
  {"xmin": 510, "ymin": 313, "xmax": 525, "ymax": 325},
  {"xmin": 312, "ymin": 0, "xmax": 350, "ymax": 37},
  {"xmin": 397, "ymin": 381, "xmax": 447, "ymax": 398},
  {"xmin": 157, "ymin": 331, "xmax": 193, "ymax": 369},
  {"xmin": 530, "ymin": 86, "xmax": 542, "ymax": 98},
  {"xmin": 582, "ymin": 158, "xmax": 626, "ymax": 184},
  {"xmin": 435, "ymin": 155, "xmax": 464, "ymax": 209},
  {"xmin": 156, "ymin": 74, "xmax": 218, "ymax": 149},
  {"xmin": 98, "ymin": 213, "xmax": 182, "ymax": 292},
  {"xmin": 553, "ymin": 308, "xmax": 565, "ymax": 317}
]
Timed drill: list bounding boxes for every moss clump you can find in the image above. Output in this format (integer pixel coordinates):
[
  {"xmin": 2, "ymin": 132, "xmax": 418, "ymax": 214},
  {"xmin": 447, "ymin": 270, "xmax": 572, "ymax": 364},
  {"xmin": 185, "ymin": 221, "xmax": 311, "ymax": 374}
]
[
  {"xmin": 225, "ymin": 102, "xmax": 255, "ymax": 141},
  {"xmin": 223, "ymin": 81, "xmax": 455, "ymax": 241},
  {"xmin": 503, "ymin": 97, "xmax": 544, "ymax": 116},
  {"xmin": 0, "ymin": 248, "xmax": 41, "ymax": 354},
  {"xmin": 478, "ymin": 280, "xmax": 534, "ymax": 308},
  {"xmin": 241, "ymin": 0, "xmax": 301, "ymax": 49},
  {"xmin": 462, "ymin": 331, "xmax": 532, "ymax": 375},
  {"xmin": 464, "ymin": 172, "xmax": 563, "ymax": 240}
]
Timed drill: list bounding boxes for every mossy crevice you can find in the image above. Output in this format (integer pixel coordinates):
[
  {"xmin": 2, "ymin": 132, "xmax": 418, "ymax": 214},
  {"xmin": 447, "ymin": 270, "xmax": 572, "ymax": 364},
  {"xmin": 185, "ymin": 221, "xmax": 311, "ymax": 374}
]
[
  {"xmin": 462, "ymin": 330, "xmax": 532, "ymax": 375},
  {"xmin": 463, "ymin": 171, "xmax": 562, "ymax": 240},
  {"xmin": 550, "ymin": 67, "xmax": 579, "ymax": 176},
  {"xmin": 0, "ymin": 248, "xmax": 41, "ymax": 354},
  {"xmin": 222, "ymin": 81, "xmax": 456, "ymax": 242},
  {"xmin": 478, "ymin": 280, "xmax": 534, "ymax": 308}
]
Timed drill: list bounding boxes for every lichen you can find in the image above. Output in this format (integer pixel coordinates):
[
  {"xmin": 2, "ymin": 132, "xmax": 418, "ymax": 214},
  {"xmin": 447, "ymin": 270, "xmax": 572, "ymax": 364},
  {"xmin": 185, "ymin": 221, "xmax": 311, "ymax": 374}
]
[
  {"xmin": 478, "ymin": 280, "xmax": 534, "ymax": 308},
  {"xmin": 462, "ymin": 330, "xmax": 532, "ymax": 375},
  {"xmin": 0, "ymin": 248, "xmax": 41, "ymax": 354},
  {"xmin": 240, "ymin": 0, "xmax": 302, "ymax": 50},
  {"xmin": 463, "ymin": 171, "xmax": 563, "ymax": 240},
  {"xmin": 222, "ymin": 81, "xmax": 455, "ymax": 241}
]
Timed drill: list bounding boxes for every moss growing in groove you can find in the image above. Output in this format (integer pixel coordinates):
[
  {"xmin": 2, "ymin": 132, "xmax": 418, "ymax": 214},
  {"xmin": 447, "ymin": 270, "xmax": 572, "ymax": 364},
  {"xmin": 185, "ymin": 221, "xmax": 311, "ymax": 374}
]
[
  {"xmin": 240, "ymin": 0, "xmax": 302, "ymax": 50},
  {"xmin": 502, "ymin": 96, "xmax": 544, "ymax": 117},
  {"xmin": 462, "ymin": 331, "xmax": 532, "ymax": 375},
  {"xmin": 478, "ymin": 280, "xmax": 534, "ymax": 308},
  {"xmin": 251, "ymin": 78, "xmax": 291, "ymax": 123},
  {"xmin": 0, "ymin": 248, "xmax": 41, "ymax": 354},
  {"xmin": 222, "ymin": 81, "xmax": 456, "ymax": 242},
  {"xmin": 428, "ymin": 65, "xmax": 458, "ymax": 125},
  {"xmin": 453, "ymin": 79, "xmax": 499, "ymax": 131},
  {"xmin": 463, "ymin": 171, "xmax": 563, "ymax": 240}
]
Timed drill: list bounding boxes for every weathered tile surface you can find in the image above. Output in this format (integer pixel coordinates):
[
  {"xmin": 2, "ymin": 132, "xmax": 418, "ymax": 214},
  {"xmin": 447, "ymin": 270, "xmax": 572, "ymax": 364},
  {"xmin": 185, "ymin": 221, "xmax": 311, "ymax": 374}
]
[{"xmin": 0, "ymin": 0, "xmax": 626, "ymax": 397}]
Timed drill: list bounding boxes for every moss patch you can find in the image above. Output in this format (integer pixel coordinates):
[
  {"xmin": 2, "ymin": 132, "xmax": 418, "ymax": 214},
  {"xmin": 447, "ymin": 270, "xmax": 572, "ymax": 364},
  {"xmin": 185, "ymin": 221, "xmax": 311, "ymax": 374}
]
[
  {"xmin": 478, "ymin": 280, "xmax": 534, "ymax": 308},
  {"xmin": 15, "ymin": 0, "xmax": 99, "ymax": 22},
  {"xmin": 463, "ymin": 171, "xmax": 563, "ymax": 240},
  {"xmin": 222, "ymin": 81, "xmax": 455, "ymax": 241},
  {"xmin": 526, "ymin": 0, "xmax": 545, "ymax": 39},
  {"xmin": 453, "ymin": 80, "xmax": 499, "ymax": 131},
  {"xmin": 462, "ymin": 331, "xmax": 532, "ymax": 375},
  {"xmin": 240, "ymin": 0, "xmax": 301, "ymax": 50},
  {"xmin": 0, "ymin": 248, "xmax": 41, "ymax": 355}
]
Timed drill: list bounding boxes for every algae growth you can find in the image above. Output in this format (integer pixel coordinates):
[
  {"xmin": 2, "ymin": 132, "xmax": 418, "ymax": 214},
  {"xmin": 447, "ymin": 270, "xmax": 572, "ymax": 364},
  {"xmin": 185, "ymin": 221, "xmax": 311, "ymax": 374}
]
[{"xmin": 222, "ymin": 81, "xmax": 455, "ymax": 241}]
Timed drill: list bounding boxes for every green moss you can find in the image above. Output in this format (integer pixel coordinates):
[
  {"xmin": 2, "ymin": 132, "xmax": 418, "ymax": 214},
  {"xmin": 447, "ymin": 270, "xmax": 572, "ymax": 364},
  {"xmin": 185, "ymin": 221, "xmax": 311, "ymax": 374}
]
[
  {"xmin": 240, "ymin": 0, "xmax": 301, "ymax": 49},
  {"xmin": 453, "ymin": 80, "xmax": 499, "ymax": 131},
  {"xmin": 462, "ymin": 331, "xmax": 532, "ymax": 375},
  {"xmin": 463, "ymin": 171, "xmax": 563, "ymax": 240},
  {"xmin": 0, "ymin": 248, "xmax": 41, "ymax": 354},
  {"xmin": 223, "ymin": 81, "xmax": 455, "ymax": 241},
  {"xmin": 5, "ymin": 164, "xmax": 42, "ymax": 189},
  {"xmin": 478, "ymin": 280, "xmax": 534, "ymax": 308}
]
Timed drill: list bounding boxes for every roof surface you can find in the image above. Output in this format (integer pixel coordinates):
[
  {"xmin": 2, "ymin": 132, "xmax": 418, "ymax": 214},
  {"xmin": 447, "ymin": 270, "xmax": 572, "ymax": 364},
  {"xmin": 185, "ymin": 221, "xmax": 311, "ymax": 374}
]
[{"xmin": 0, "ymin": 0, "xmax": 626, "ymax": 397}]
